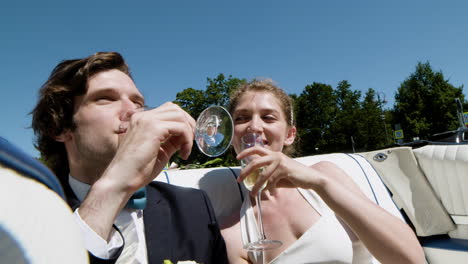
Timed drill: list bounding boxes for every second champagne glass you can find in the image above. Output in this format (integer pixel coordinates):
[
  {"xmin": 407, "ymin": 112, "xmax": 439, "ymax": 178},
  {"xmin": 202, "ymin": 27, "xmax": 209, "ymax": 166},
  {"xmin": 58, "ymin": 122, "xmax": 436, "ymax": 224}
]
[
  {"xmin": 241, "ymin": 132, "xmax": 282, "ymax": 251},
  {"xmin": 195, "ymin": 106, "xmax": 233, "ymax": 157}
]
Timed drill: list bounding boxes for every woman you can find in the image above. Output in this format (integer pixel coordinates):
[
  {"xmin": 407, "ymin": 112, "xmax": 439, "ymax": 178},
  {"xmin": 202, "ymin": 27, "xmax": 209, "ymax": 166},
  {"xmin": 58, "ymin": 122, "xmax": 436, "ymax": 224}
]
[{"xmin": 221, "ymin": 79, "xmax": 425, "ymax": 264}]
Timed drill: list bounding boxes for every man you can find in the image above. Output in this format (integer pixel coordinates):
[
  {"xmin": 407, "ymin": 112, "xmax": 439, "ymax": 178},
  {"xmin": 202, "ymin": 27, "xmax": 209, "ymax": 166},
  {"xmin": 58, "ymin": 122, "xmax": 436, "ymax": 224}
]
[{"xmin": 31, "ymin": 52, "xmax": 228, "ymax": 263}]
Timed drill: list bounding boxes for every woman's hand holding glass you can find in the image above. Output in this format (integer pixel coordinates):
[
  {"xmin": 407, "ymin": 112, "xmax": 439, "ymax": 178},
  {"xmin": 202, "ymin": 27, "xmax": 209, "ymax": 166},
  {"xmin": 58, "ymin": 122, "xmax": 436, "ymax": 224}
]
[
  {"xmin": 239, "ymin": 133, "xmax": 268, "ymax": 191},
  {"xmin": 238, "ymin": 132, "xmax": 282, "ymax": 251},
  {"xmin": 237, "ymin": 145, "xmax": 322, "ymax": 195}
]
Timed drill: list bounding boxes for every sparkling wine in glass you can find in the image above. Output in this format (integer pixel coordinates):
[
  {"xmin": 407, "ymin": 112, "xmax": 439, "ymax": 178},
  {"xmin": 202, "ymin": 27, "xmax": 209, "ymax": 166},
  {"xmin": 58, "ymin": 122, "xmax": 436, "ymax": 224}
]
[
  {"xmin": 241, "ymin": 132, "xmax": 282, "ymax": 251},
  {"xmin": 240, "ymin": 134, "xmax": 267, "ymax": 191}
]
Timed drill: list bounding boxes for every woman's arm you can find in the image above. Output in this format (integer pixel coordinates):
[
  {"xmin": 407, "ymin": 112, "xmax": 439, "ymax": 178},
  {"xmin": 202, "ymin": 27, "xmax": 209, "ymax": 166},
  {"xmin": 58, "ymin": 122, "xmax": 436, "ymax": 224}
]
[
  {"xmin": 237, "ymin": 148, "xmax": 425, "ymax": 264},
  {"xmin": 221, "ymin": 220, "xmax": 251, "ymax": 264},
  {"xmin": 311, "ymin": 161, "xmax": 425, "ymax": 264}
]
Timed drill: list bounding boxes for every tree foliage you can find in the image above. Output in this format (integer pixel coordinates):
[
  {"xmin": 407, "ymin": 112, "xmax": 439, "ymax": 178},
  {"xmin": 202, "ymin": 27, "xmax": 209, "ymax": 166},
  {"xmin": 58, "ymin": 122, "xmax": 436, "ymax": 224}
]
[
  {"xmin": 173, "ymin": 74, "xmax": 246, "ymax": 167},
  {"xmin": 167, "ymin": 62, "xmax": 466, "ymax": 169},
  {"xmin": 393, "ymin": 62, "xmax": 464, "ymax": 140},
  {"xmin": 360, "ymin": 88, "xmax": 390, "ymax": 150},
  {"xmin": 295, "ymin": 81, "xmax": 390, "ymax": 156},
  {"xmin": 174, "ymin": 88, "xmax": 206, "ymax": 117},
  {"xmin": 295, "ymin": 82, "xmax": 337, "ymax": 155},
  {"xmin": 328, "ymin": 80, "xmax": 362, "ymax": 152}
]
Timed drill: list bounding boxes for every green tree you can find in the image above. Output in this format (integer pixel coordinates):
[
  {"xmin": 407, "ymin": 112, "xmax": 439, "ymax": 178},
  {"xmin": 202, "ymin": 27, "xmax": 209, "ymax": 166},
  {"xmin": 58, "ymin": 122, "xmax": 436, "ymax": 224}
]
[
  {"xmin": 393, "ymin": 62, "xmax": 464, "ymax": 141},
  {"xmin": 205, "ymin": 74, "xmax": 245, "ymax": 107},
  {"xmin": 175, "ymin": 74, "xmax": 245, "ymax": 118},
  {"xmin": 295, "ymin": 82, "xmax": 337, "ymax": 155},
  {"xmin": 360, "ymin": 88, "xmax": 389, "ymax": 150},
  {"xmin": 174, "ymin": 88, "xmax": 206, "ymax": 117},
  {"xmin": 173, "ymin": 74, "xmax": 246, "ymax": 168},
  {"xmin": 328, "ymin": 80, "xmax": 362, "ymax": 152}
]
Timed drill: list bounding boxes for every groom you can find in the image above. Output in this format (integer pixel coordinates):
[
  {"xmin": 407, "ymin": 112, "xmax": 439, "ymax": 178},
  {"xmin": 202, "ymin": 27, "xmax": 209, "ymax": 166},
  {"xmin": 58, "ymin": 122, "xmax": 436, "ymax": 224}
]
[{"xmin": 31, "ymin": 51, "xmax": 228, "ymax": 263}]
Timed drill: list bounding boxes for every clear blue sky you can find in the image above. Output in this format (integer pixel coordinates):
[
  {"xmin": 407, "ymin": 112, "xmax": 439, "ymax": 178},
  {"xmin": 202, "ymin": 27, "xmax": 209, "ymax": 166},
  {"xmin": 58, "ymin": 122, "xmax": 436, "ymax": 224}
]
[{"xmin": 1, "ymin": 0, "xmax": 468, "ymax": 157}]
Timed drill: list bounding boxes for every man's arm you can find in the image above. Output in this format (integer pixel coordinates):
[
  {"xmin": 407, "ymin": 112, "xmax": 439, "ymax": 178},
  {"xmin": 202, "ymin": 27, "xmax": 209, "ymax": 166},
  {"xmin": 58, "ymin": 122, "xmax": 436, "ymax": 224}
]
[
  {"xmin": 73, "ymin": 209, "xmax": 124, "ymax": 263},
  {"xmin": 78, "ymin": 103, "xmax": 196, "ymax": 242},
  {"xmin": 67, "ymin": 103, "xmax": 196, "ymax": 264}
]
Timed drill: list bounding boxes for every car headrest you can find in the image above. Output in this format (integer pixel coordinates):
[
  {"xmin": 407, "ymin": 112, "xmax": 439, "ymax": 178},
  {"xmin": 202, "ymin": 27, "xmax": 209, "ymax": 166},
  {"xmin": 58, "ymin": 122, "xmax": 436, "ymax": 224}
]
[{"xmin": 0, "ymin": 137, "xmax": 65, "ymax": 199}]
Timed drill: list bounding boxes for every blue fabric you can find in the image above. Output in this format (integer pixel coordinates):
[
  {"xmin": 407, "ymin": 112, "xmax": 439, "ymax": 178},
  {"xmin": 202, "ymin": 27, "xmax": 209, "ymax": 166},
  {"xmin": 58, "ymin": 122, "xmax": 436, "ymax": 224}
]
[
  {"xmin": 163, "ymin": 170, "xmax": 170, "ymax": 184},
  {"xmin": 421, "ymin": 236, "xmax": 468, "ymax": 252},
  {"xmin": 126, "ymin": 186, "xmax": 147, "ymax": 209},
  {"xmin": 0, "ymin": 137, "xmax": 65, "ymax": 199}
]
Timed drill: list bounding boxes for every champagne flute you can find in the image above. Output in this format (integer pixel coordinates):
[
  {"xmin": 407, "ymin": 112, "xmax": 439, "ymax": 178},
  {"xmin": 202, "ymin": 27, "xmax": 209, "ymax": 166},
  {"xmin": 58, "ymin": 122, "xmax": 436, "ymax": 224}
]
[
  {"xmin": 241, "ymin": 132, "xmax": 283, "ymax": 251},
  {"xmin": 194, "ymin": 106, "xmax": 233, "ymax": 157},
  {"xmin": 127, "ymin": 105, "xmax": 233, "ymax": 157},
  {"xmin": 120, "ymin": 105, "xmax": 233, "ymax": 208}
]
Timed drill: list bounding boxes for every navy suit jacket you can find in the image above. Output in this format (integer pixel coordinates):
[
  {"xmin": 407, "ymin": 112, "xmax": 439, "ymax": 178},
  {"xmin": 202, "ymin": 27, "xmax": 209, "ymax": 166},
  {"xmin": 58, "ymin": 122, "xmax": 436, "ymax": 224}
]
[{"xmin": 64, "ymin": 181, "xmax": 228, "ymax": 264}]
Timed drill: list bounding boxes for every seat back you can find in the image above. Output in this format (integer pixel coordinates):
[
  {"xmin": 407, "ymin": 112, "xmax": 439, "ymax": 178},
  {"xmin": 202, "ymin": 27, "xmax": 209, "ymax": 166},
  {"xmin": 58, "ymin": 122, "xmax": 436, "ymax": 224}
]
[
  {"xmin": 361, "ymin": 147, "xmax": 455, "ymax": 237},
  {"xmin": 155, "ymin": 167, "xmax": 244, "ymax": 226},
  {"xmin": 0, "ymin": 137, "xmax": 88, "ymax": 264},
  {"xmin": 0, "ymin": 137, "xmax": 64, "ymax": 198},
  {"xmin": 413, "ymin": 144, "xmax": 468, "ymax": 239},
  {"xmin": 156, "ymin": 153, "xmax": 404, "ymax": 233}
]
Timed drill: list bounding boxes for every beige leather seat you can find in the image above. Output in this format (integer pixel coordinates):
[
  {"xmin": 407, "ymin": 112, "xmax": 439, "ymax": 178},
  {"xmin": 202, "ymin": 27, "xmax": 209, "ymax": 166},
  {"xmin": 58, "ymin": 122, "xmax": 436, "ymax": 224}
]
[
  {"xmin": 0, "ymin": 167, "xmax": 88, "ymax": 264},
  {"xmin": 413, "ymin": 144, "xmax": 468, "ymax": 239},
  {"xmin": 0, "ymin": 137, "xmax": 88, "ymax": 264},
  {"xmin": 362, "ymin": 144, "xmax": 468, "ymax": 264}
]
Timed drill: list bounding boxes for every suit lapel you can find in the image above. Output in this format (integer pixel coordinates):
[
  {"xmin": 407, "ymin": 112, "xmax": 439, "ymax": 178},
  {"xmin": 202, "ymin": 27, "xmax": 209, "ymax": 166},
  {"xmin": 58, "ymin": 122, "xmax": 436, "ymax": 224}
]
[{"xmin": 144, "ymin": 184, "xmax": 173, "ymax": 263}]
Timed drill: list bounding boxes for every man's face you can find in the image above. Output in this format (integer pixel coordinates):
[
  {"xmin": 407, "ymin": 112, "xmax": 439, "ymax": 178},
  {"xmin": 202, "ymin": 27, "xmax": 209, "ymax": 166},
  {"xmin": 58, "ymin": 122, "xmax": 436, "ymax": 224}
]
[{"xmin": 61, "ymin": 69, "xmax": 144, "ymax": 168}]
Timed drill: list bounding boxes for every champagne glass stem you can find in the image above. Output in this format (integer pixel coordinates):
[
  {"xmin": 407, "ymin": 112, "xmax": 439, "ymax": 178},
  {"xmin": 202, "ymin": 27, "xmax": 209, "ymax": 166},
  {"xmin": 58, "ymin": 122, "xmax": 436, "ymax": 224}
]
[
  {"xmin": 241, "ymin": 133, "xmax": 282, "ymax": 251},
  {"xmin": 256, "ymin": 191, "xmax": 267, "ymax": 240}
]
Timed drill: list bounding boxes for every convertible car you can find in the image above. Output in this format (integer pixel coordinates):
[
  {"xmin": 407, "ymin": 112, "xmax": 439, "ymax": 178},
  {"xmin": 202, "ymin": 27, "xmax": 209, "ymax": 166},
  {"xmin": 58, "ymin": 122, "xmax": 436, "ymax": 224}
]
[{"xmin": 1, "ymin": 132, "xmax": 467, "ymax": 263}]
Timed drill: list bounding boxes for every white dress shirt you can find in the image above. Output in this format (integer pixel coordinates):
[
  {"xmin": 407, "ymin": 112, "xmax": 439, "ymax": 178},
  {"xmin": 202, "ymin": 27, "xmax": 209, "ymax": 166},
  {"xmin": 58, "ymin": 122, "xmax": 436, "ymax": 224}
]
[{"xmin": 69, "ymin": 176, "xmax": 148, "ymax": 263}]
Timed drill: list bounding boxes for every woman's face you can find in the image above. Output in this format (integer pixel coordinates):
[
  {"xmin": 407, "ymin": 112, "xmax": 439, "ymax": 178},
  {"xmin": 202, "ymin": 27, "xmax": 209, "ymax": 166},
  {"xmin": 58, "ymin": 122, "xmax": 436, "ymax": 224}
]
[{"xmin": 231, "ymin": 91, "xmax": 295, "ymax": 154}]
